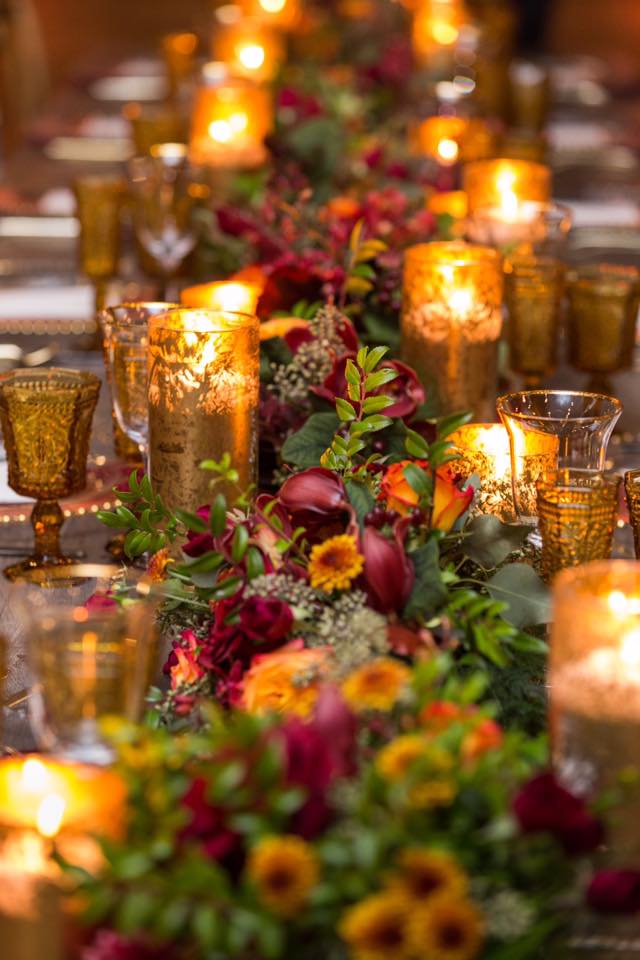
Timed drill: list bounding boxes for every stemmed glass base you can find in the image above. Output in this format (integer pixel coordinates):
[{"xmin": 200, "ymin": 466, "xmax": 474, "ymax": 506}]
[{"xmin": 3, "ymin": 499, "xmax": 73, "ymax": 582}]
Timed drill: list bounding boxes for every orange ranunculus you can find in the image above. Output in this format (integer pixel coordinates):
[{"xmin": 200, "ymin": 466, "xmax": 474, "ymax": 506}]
[
  {"xmin": 419, "ymin": 700, "xmax": 467, "ymax": 731},
  {"xmin": 241, "ymin": 641, "xmax": 331, "ymax": 717},
  {"xmin": 379, "ymin": 460, "xmax": 430, "ymax": 516},
  {"xmin": 323, "ymin": 196, "xmax": 361, "ymax": 220},
  {"xmin": 170, "ymin": 641, "xmax": 205, "ymax": 690},
  {"xmin": 432, "ymin": 465, "xmax": 473, "ymax": 532},
  {"xmin": 462, "ymin": 719, "xmax": 503, "ymax": 761}
]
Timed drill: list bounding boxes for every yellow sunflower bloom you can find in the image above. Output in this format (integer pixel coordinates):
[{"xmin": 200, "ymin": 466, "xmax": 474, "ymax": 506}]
[
  {"xmin": 339, "ymin": 891, "xmax": 411, "ymax": 960},
  {"xmin": 247, "ymin": 835, "xmax": 319, "ymax": 917},
  {"xmin": 342, "ymin": 659, "xmax": 411, "ymax": 713},
  {"xmin": 406, "ymin": 896, "xmax": 485, "ymax": 960},
  {"xmin": 376, "ymin": 735, "xmax": 428, "ymax": 782},
  {"xmin": 409, "ymin": 780, "xmax": 457, "ymax": 810},
  {"xmin": 308, "ymin": 534, "xmax": 364, "ymax": 592},
  {"xmin": 387, "ymin": 849, "xmax": 468, "ymax": 903}
]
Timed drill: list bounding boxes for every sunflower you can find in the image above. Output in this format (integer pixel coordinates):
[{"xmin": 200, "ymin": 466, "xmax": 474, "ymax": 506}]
[
  {"xmin": 342, "ymin": 659, "xmax": 411, "ymax": 713},
  {"xmin": 376, "ymin": 734, "xmax": 428, "ymax": 782},
  {"xmin": 339, "ymin": 891, "xmax": 411, "ymax": 960},
  {"xmin": 247, "ymin": 835, "xmax": 319, "ymax": 917},
  {"xmin": 388, "ymin": 849, "xmax": 468, "ymax": 903},
  {"xmin": 406, "ymin": 896, "xmax": 485, "ymax": 960},
  {"xmin": 308, "ymin": 534, "xmax": 364, "ymax": 592}
]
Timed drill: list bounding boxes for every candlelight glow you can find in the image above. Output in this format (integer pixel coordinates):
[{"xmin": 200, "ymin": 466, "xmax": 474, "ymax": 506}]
[
  {"xmin": 427, "ymin": 190, "xmax": 468, "ymax": 219},
  {"xmin": 437, "ymin": 137, "xmax": 459, "ymax": 164},
  {"xmin": 189, "ymin": 72, "xmax": 273, "ymax": 167},
  {"xmin": 260, "ymin": 0, "xmax": 285, "ymax": 11},
  {"xmin": 620, "ymin": 628, "xmax": 640, "ymax": 670},
  {"xmin": 237, "ymin": 42, "xmax": 266, "ymax": 71},
  {"xmin": 431, "ymin": 19, "xmax": 459, "ymax": 45},
  {"xmin": 36, "ymin": 795, "xmax": 66, "ymax": 839},
  {"xmin": 212, "ymin": 19, "xmax": 283, "ymax": 82},
  {"xmin": 463, "ymin": 159, "xmax": 551, "ymax": 215},
  {"xmin": 448, "ymin": 287, "xmax": 474, "ymax": 318},
  {"xmin": 181, "ymin": 280, "xmax": 260, "ymax": 314}
]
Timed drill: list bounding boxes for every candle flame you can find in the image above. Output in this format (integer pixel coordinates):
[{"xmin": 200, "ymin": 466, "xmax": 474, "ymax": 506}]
[
  {"xmin": 497, "ymin": 170, "xmax": 520, "ymax": 221},
  {"xmin": 475, "ymin": 426, "xmax": 511, "ymax": 476},
  {"xmin": 620, "ymin": 628, "xmax": 640, "ymax": 670},
  {"xmin": 431, "ymin": 20, "xmax": 459, "ymax": 45},
  {"xmin": 21, "ymin": 758, "xmax": 49, "ymax": 793},
  {"xmin": 238, "ymin": 43, "xmax": 266, "ymax": 71},
  {"xmin": 437, "ymin": 137, "xmax": 459, "ymax": 164},
  {"xmin": 208, "ymin": 112, "xmax": 248, "ymax": 144},
  {"xmin": 448, "ymin": 288, "xmax": 473, "ymax": 318},
  {"xmin": 608, "ymin": 591, "xmax": 640, "ymax": 617},
  {"xmin": 36, "ymin": 794, "xmax": 66, "ymax": 839},
  {"xmin": 259, "ymin": 0, "xmax": 286, "ymax": 10}
]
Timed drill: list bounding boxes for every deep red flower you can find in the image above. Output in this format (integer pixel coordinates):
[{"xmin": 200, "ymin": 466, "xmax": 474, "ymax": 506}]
[
  {"xmin": 284, "ymin": 314, "xmax": 358, "ymax": 356},
  {"xmin": 239, "ymin": 596, "xmax": 294, "ymax": 644},
  {"xmin": 277, "ymin": 87, "xmax": 323, "ymax": 120},
  {"xmin": 587, "ymin": 870, "xmax": 640, "ymax": 913},
  {"xmin": 313, "ymin": 684, "xmax": 358, "ymax": 779},
  {"xmin": 275, "ymin": 716, "xmax": 335, "ymax": 839},
  {"xmin": 83, "ymin": 930, "xmax": 175, "ymax": 960},
  {"xmin": 179, "ymin": 776, "xmax": 239, "ymax": 861},
  {"xmin": 513, "ymin": 773, "xmax": 604, "ymax": 855},
  {"xmin": 85, "ymin": 591, "xmax": 117, "ymax": 613},
  {"xmin": 277, "ymin": 467, "xmax": 353, "ymax": 542},
  {"xmin": 312, "ymin": 354, "xmax": 424, "ymax": 421},
  {"xmin": 256, "ymin": 256, "xmax": 345, "ymax": 319},
  {"xmin": 360, "ymin": 520, "xmax": 415, "ymax": 614},
  {"xmin": 183, "ymin": 505, "xmax": 215, "ymax": 558}
]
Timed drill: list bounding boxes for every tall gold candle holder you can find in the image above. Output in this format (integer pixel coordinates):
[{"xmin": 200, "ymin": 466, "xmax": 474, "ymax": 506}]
[
  {"xmin": 551, "ymin": 562, "xmax": 640, "ymax": 864},
  {"xmin": 567, "ymin": 264, "xmax": 640, "ymax": 389},
  {"xmin": 123, "ymin": 102, "xmax": 185, "ymax": 156},
  {"xmin": 504, "ymin": 255, "xmax": 565, "ymax": 386},
  {"xmin": 414, "ymin": 115, "xmax": 495, "ymax": 167},
  {"xmin": 537, "ymin": 469, "xmax": 620, "ymax": 583},
  {"xmin": 449, "ymin": 422, "xmax": 514, "ymax": 520},
  {"xmin": 624, "ymin": 470, "xmax": 640, "ymax": 560},
  {"xmin": 189, "ymin": 63, "xmax": 272, "ymax": 169},
  {"xmin": 211, "ymin": 14, "xmax": 284, "ymax": 83},
  {"xmin": 0, "ymin": 370, "xmax": 100, "ymax": 581},
  {"xmin": 401, "ymin": 242, "xmax": 503, "ymax": 420},
  {"xmin": 148, "ymin": 308, "xmax": 260, "ymax": 512},
  {"xmin": 462, "ymin": 158, "xmax": 551, "ymax": 214}
]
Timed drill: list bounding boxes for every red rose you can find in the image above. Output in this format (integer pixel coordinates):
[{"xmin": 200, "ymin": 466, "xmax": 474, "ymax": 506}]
[
  {"xmin": 239, "ymin": 596, "xmax": 294, "ymax": 644},
  {"xmin": 179, "ymin": 776, "xmax": 239, "ymax": 861},
  {"xmin": 313, "ymin": 355, "xmax": 425, "ymax": 421},
  {"xmin": 513, "ymin": 773, "xmax": 604, "ymax": 855},
  {"xmin": 361, "ymin": 520, "xmax": 415, "ymax": 614},
  {"xmin": 587, "ymin": 870, "xmax": 640, "ymax": 913},
  {"xmin": 83, "ymin": 930, "xmax": 175, "ymax": 960}
]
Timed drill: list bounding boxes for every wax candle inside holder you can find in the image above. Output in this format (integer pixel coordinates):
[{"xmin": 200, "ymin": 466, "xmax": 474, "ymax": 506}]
[
  {"xmin": 551, "ymin": 562, "xmax": 640, "ymax": 864},
  {"xmin": 148, "ymin": 308, "xmax": 260, "ymax": 512},
  {"xmin": 415, "ymin": 115, "xmax": 495, "ymax": 166},
  {"xmin": 463, "ymin": 158, "xmax": 551, "ymax": 215},
  {"xmin": 211, "ymin": 14, "xmax": 284, "ymax": 83},
  {"xmin": 401, "ymin": 242, "xmax": 503, "ymax": 420},
  {"xmin": 466, "ymin": 201, "xmax": 572, "ymax": 257},
  {"xmin": 449, "ymin": 422, "xmax": 514, "ymax": 520},
  {"xmin": 189, "ymin": 63, "xmax": 272, "ymax": 169}
]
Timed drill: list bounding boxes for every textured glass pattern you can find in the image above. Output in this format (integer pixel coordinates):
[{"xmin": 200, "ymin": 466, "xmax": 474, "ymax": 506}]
[
  {"xmin": 504, "ymin": 255, "xmax": 565, "ymax": 385},
  {"xmin": 567, "ymin": 264, "xmax": 640, "ymax": 375},
  {"xmin": 624, "ymin": 470, "xmax": 640, "ymax": 560}
]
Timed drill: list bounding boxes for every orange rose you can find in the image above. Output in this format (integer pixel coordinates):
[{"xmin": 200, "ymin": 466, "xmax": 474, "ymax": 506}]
[
  {"xmin": 419, "ymin": 700, "xmax": 466, "ymax": 731},
  {"xmin": 241, "ymin": 641, "xmax": 331, "ymax": 717},
  {"xmin": 462, "ymin": 719, "xmax": 503, "ymax": 761},
  {"xmin": 432, "ymin": 465, "xmax": 473, "ymax": 532},
  {"xmin": 379, "ymin": 460, "xmax": 429, "ymax": 516}
]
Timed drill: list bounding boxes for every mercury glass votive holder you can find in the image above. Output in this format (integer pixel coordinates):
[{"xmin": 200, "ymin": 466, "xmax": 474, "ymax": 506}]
[
  {"xmin": 449, "ymin": 422, "xmax": 514, "ymax": 520},
  {"xmin": 537, "ymin": 469, "xmax": 620, "ymax": 582},
  {"xmin": 504, "ymin": 255, "xmax": 565, "ymax": 386},
  {"xmin": 148, "ymin": 308, "xmax": 260, "ymax": 512},
  {"xmin": 497, "ymin": 390, "xmax": 622, "ymax": 527},
  {"xmin": 551, "ymin": 562, "xmax": 640, "ymax": 863},
  {"xmin": 0, "ymin": 370, "xmax": 101, "ymax": 581},
  {"xmin": 13, "ymin": 565, "xmax": 159, "ymax": 765},
  {"xmin": 466, "ymin": 201, "xmax": 572, "ymax": 258},
  {"xmin": 462, "ymin": 158, "xmax": 551, "ymax": 214},
  {"xmin": 624, "ymin": 470, "xmax": 640, "ymax": 560},
  {"xmin": 567, "ymin": 264, "xmax": 640, "ymax": 385},
  {"xmin": 401, "ymin": 242, "xmax": 503, "ymax": 420}
]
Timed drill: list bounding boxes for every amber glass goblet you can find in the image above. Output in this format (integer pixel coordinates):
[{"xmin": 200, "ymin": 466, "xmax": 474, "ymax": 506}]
[
  {"xmin": 624, "ymin": 470, "xmax": 640, "ymax": 560},
  {"xmin": 567, "ymin": 264, "xmax": 640, "ymax": 394},
  {"xmin": 74, "ymin": 175, "xmax": 124, "ymax": 314},
  {"xmin": 504, "ymin": 255, "xmax": 565, "ymax": 386},
  {"xmin": 537, "ymin": 469, "xmax": 621, "ymax": 583},
  {"xmin": 0, "ymin": 370, "xmax": 101, "ymax": 581}
]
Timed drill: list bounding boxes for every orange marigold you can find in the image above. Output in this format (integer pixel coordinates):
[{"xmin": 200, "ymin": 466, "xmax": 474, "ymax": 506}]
[
  {"xmin": 342, "ymin": 658, "xmax": 411, "ymax": 713},
  {"xmin": 241, "ymin": 641, "xmax": 330, "ymax": 717},
  {"xmin": 308, "ymin": 534, "xmax": 364, "ymax": 592}
]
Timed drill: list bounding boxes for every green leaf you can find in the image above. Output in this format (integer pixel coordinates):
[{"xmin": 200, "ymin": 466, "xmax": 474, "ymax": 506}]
[
  {"xmin": 345, "ymin": 358, "xmax": 360, "ymax": 387},
  {"xmin": 281, "ymin": 412, "xmax": 340, "ymax": 467},
  {"xmin": 363, "ymin": 345, "xmax": 388, "ymax": 372},
  {"xmin": 140, "ymin": 475, "xmax": 153, "ymax": 501},
  {"xmin": 404, "ymin": 428, "xmax": 430, "ymax": 460},
  {"xmin": 97, "ymin": 510, "xmax": 126, "ymax": 529},
  {"xmin": 336, "ymin": 397, "xmax": 357, "ymax": 421},
  {"xmin": 463, "ymin": 516, "xmax": 529, "ymax": 568},
  {"xmin": 436, "ymin": 410, "xmax": 473, "ymax": 439},
  {"xmin": 176, "ymin": 552, "xmax": 224, "ymax": 575},
  {"xmin": 345, "ymin": 479, "xmax": 375, "ymax": 527},
  {"xmin": 231, "ymin": 524, "xmax": 249, "ymax": 563},
  {"xmin": 117, "ymin": 890, "xmax": 157, "ymax": 934},
  {"xmin": 192, "ymin": 903, "xmax": 221, "ymax": 950},
  {"xmin": 246, "ymin": 546, "xmax": 265, "ymax": 579},
  {"xmin": 404, "ymin": 540, "xmax": 447, "ymax": 619},
  {"xmin": 402, "ymin": 463, "xmax": 431, "ymax": 497},
  {"xmin": 362, "ymin": 395, "xmax": 394, "ymax": 414},
  {"xmin": 210, "ymin": 494, "xmax": 227, "ymax": 536},
  {"xmin": 115, "ymin": 506, "xmax": 138, "ymax": 527},
  {"xmin": 486, "ymin": 563, "xmax": 550, "ymax": 628},
  {"xmin": 174, "ymin": 508, "xmax": 208, "ymax": 533},
  {"xmin": 364, "ymin": 368, "xmax": 398, "ymax": 392}
]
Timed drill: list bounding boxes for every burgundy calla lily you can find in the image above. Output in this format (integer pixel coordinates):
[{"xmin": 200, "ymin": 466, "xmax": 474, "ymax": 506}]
[
  {"xmin": 278, "ymin": 468, "xmax": 354, "ymax": 542},
  {"xmin": 361, "ymin": 520, "xmax": 414, "ymax": 614}
]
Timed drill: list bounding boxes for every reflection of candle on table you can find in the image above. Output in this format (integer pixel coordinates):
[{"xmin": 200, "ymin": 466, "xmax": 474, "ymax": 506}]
[
  {"xmin": 148, "ymin": 308, "xmax": 260, "ymax": 512},
  {"xmin": 401, "ymin": 242, "xmax": 503, "ymax": 420},
  {"xmin": 551, "ymin": 563, "xmax": 640, "ymax": 861},
  {"xmin": 0, "ymin": 757, "xmax": 125, "ymax": 960},
  {"xmin": 450, "ymin": 423, "xmax": 514, "ymax": 519},
  {"xmin": 181, "ymin": 280, "xmax": 261, "ymax": 314}
]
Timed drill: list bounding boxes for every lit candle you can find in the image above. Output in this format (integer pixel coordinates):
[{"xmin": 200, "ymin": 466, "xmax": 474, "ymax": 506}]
[
  {"xmin": 240, "ymin": 0, "xmax": 301, "ymax": 29},
  {"xmin": 412, "ymin": 0, "xmax": 468, "ymax": 69},
  {"xmin": 551, "ymin": 563, "xmax": 640, "ymax": 861},
  {"xmin": 401, "ymin": 242, "xmax": 503, "ymax": 420},
  {"xmin": 0, "ymin": 757, "xmax": 125, "ymax": 959},
  {"xmin": 148, "ymin": 308, "xmax": 260, "ymax": 511},
  {"xmin": 211, "ymin": 12, "xmax": 284, "ymax": 83},
  {"xmin": 463, "ymin": 158, "xmax": 551, "ymax": 215},
  {"xmin": 449, "ymin": 423, "xmax": 514, "ymax": 519},
  {"xmin": 189, "ymin": 63, "xmax": 273, "ymax": 169},
  {"xmin": 181, "ymin": 280, "xmax": 261, "ymax": 314}
]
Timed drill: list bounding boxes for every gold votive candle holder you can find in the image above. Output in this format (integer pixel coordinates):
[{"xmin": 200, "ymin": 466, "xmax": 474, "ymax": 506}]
[
  {"xmin": 148, "ymin": 308, "xmax": 260, "ymax": 512},
  {"xmin": 504, "ymin": 255, "xmax": 565, "ymax": 386},
  {"xmin": 211, "ymin": 14, "xmax": 284, "ymax": 83},
  {"xmin": 537, "ymin": 469, "xmax": 620, "ymax": 583},
  {"xmin": 449, "ymin": 422, "xmax": 514, "ymax": 519},
  {"xmin": 497, "ymin": 390, "xmax": 622, "ymax": 527},
  {"xmin": 551, "ymin": 562, "xmax": 640, "ymax": 863},
  {"xmin": 189, "ymin": 63, "xmax": 272, "ymax": 169},
  {"xmin": 567, "ymin": 264, "xmax": 640, "ymax": 378},
  {"xmin": 401, "ymin": 242, "xmax": 503, "ymax": 420},
  {"xmin": 414, "ymin": 115, "xmax": 496, "ymax": 166},
  {"xmin": 624, "ymin": 470, "xmax": 640, "ymax": 560},
  {"xmin": 180, "ymin": 280, "xmax": 261, "ymax": 314},
  {"xmin": 0, "ymin": 370, "xmax": 100, "ymax": 581},
  {"xmin": 462, "ymin": 158, "xmax": 551, "ymax": 214}
]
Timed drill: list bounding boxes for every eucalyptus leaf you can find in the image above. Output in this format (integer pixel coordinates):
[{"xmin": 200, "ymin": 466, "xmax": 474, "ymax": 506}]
[
  {"xmin": 463, "ymin": 516, "xmax": 529, "ymax": 568},
  {"xmin": 486, "ymin": 563, "xmax": 550, "ymax": 628}
]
